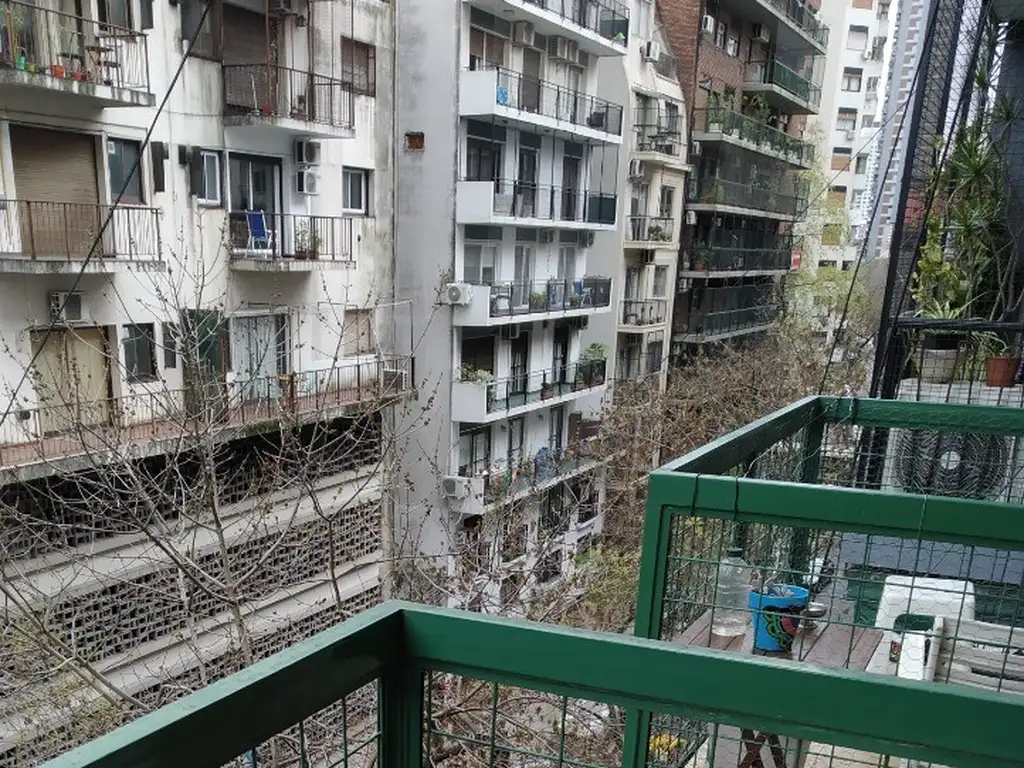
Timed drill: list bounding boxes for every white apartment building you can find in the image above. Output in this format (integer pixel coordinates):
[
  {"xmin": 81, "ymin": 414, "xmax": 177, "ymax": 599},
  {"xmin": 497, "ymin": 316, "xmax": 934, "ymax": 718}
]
[
  {"xmin": 0, "ymin": 0, "xmax": 397, "ymax": 762},
  {"xmin": 587, "ymin": 0, "xmax": 687, "ymax": 392},
  {"xmin": 395, "ymin": 0, "xmax": 627, "ymax": 611}
]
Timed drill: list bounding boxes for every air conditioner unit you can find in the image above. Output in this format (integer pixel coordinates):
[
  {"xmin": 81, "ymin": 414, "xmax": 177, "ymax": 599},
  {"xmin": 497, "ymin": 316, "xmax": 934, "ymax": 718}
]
[
  {"xmin": 296, "ymin": 169, "xmax": 318, "ymax": 195},
  {"xmin": 628, "ymin": 159, "xmax": 645, "ymax": 178},
  {"xmin": 443, "ymin": 282, "xmax": 473, "ymax": 305},
  {"xmin": 752, "ymin": 23, "xmax": 770, "ymax": 44},
  {"xmin": 846, "ymin": 129, "xmax": 857, "ymax": 141},
  {"xmin": 642, "ymin": 250, "xmax": 656, "ymax": 265},
  {"xmin": 443, "ymin": 475, "xmax": 479, "ymax": 500},
  {"xmin": 862, "ymin": 48, "xmax": 875, "ymax": 60},
  {"xmin": 48, "ymin": 291, "xmax": 86, "ymax": 324},
  {"xmin": 685, "ymin": 210, "xmax": 697, "ymax": 226},
  {"xmin": 512, "ymin": 21, "xmax": 535, "ymax": 47},
  {"xmin": 294, "ymin": 139, "xmax": 321, "ymax": 165},
  {"xmin": 548, "ymin": 36, "xmax": 579, "ymax": 64},
  {"xmin": 539, "ymin": 228, "xmax": 556, "ymax": 244},
  {"xmin": 701, "ymin": 14, "xmax": 716, "ymax": 35},
  {"xmin": 691, "ymin": 141, "xmax": 702, "ymax": 156},
  {"xmin": 500, "ymin": 323, "xmax": 521, "ymax": 340},
  {"xmin": 643, "ymin": 41, "xmax": 661, "ymax": 62},
  {"xmin": 578, "ymin": 231, "xmax": 595, "ymax": 247}
]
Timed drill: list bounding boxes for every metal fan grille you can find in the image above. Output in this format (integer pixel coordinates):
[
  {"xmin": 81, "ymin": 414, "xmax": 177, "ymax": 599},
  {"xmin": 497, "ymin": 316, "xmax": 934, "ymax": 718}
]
[{"xmin": 893, "ymin": 429, "xmax": 1011, "ymax": 500}]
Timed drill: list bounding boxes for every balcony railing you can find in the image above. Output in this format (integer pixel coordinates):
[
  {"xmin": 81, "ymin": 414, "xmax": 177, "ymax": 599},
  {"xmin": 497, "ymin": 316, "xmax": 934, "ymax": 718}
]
[
  {"xmin": 690, "ymin": 233, "xmax": 798, "ymax": 272},
  {"xmin": 483, "ymin": 430, "xmax": 604, "ymax": 501},
  {"xmin": 763, "ymin": 0, "xmax": 830, "ymax": 47},
  {"xmin": 521, "ymin": 0, "xmax": 629, "ymax": 46},
  {"xmin": 0, "ymin": 200, "xmax": 160, "ymax": 261},
  {"xmin": 488, "ymin": 178, "xmax": 617, "ymax": 225},
  {"xmin": 222, "ymin": 64, "xmax": 354, "ymax": 129},
  {"xmin": 228, "ymin": 212, "xmax": 354, "ymax": 261},
  {"xmin": 626, "ymin": 215, "xmax": 674, "ymax": 242},
  {"xmin": 693, "ymin": 107, "xmax": 815, "ymax": 166},
  {"xmin": 687, "ymin": 176, "xmax": 806, "ymax": 217},
  {"xmin": 487, "ymin": 277, "xmax": 612, "ymax": 318},
  {"xmin": 485, "ymin": 359, "xmax": 607, "ymax": 413},
  {"xmin": 633, "ymin": 111, "xmax": 683, "ymax": 156},
  {"xmin": 480, "ymin": 65, "xmax": 623, "ymax": 136},
  {"xmin": 0, "ymin": 0, "xmax": 150, "ymax": 92},
  {"xmin": 678, "ymin": 284, "xmax": 781, "ymax": 338},
  {"xmin": 745, "ymin": 58, "xmax": 822, "ymax": 110},
  {"xmin": 0, "ymin": 356, "xmax": 412, "ymax": 468},
  {"xmin": 621, "ymin": 299, "xmax": 668, "ymax": 326}
]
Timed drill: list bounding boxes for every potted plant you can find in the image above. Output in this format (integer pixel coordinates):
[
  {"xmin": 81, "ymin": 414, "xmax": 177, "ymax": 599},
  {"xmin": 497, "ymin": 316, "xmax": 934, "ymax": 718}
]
[
  {"xmin": 294, "ymin": 223, "xmax": 321, "ymax": 260},
  {"xmin": 692, "ymin": 242, "xmax": 712, "ymax": 271},
  {"xmin": 540, "ymin": 374, "xmax": 554, "ymax": 400},
  {"xmin": 706, "ymin": 94, "xmax": 724, "ymax": 133},
  {"xmin": 581, "ymin": 343, "xmax": 607, "ymax": 385},
  {"xmin": 981, "ymin": 336, "xmax": 1020, "ymax": 388},
  {"xmin": 529, "ymin": 291, "xmax": 547, "ymax": 311},
  {"xmin": 458, "ymin": 363, "xmax": 496, "ymax": 408},
  {"xmin": 573, "ymin": 369, "xmax": 586, "ymax": 391}
]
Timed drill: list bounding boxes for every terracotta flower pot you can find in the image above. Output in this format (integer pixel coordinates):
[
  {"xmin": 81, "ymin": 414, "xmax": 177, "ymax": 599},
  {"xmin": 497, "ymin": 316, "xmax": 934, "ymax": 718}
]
[{"xmin": 985, "ymin": 356, "xmax": 1020, "ymax": 388}]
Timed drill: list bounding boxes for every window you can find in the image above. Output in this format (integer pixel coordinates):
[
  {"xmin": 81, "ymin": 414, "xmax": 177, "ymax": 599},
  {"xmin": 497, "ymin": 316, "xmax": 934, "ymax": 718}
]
[
  {"xmin": 469, "ymin": 26, "xmax": 507, "ymax": 70},
  {"xmin": 162, "ymin": 322, "xmax": 178, "ymax": 368},
  {"xmin": 463, "ymin": 243, "xmax": 497, "ymax": 283},
  {"xmin": 343, "ymin": 309, "xmax": 375, "ymax": 355},
  {"xmin": 836, "ymin": 109, "xmax": 857, "ymax": 132},
  {"xmin": 343, "ymin": 168, "xmax": 369, "ymax": 214},
  {"xmin": 855, "ymin": 155, "xmax": 868, "ymax": 174},
  {"xmin": 726, "ymin": 33, "xmax": 739, "ymax": 57},
  {"xmin": 829, "ymin": 186, "xmax": 848, "ymax": 205},
  {"xmin": 866, "ymin": 76, "xmax": 880, "ymax": 94},
  {"xmin": 124, "ymin": 324, "xmax": 156, "ymax": 382},
  {"xmin": 341, "ymin": 37, "xmax": 376, "ymax": 96},
  {"xmin": 181, "ymin": 0, "xmax": 219, "ymax": 58},
  {"xmin": 645, "ymin": 340, "xmax": 663, "ymax": 374},
  {"xmin": 842, "ymin": 68, "xmax": 863, "ymax": 91},
  {"xmin": 652, "ymin": 266, "xmax": 668, "ymax": 297},
  {"xmin": 851, "ymin": 190, "xmax": 865, "ymax": 209},
  {"xmin": 860, "ymin": 114, "xmax": 875, "ymax": 129},
  {"xmin": 831, "ymin": 147, "xmax": 852, "ymax": 171},
  {"xmin": 108, "ymin": 138, "xmax": 143, "ymax": 203},
  {"xmin": 847, "ymin": 25, "xmax": 869, "ymax": 50},
  {"xmin": 821, "ymin": 224, "xmax": 843, "ymax": 246},
  {"xmin": 658, "ymin": 185, "xmax": 675, "ymax": 219},
  {"xmin": 194, "ymin": 150, "xmax": 221, "ymax": 206},
  {"xmin": 98, "ymin": 0, "xmax": 131, "ymax": 28}
]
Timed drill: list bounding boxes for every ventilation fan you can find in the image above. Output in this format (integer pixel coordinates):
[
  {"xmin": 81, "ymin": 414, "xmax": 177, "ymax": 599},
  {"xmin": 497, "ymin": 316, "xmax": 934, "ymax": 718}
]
[{"xmin": 892, "ymin": 429, "xmax": 1011, "ymax": 500}]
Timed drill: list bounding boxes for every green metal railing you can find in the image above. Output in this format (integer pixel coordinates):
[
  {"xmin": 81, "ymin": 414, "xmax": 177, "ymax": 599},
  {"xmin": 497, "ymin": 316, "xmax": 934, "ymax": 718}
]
[
  {"xmin": 693, "ymin": 107, "xmax": 815, "ymax": 167},
  {"xmin": 687, "ymin": 175, "xmax": 807, "ymax": 217},
  {"xmin": 745, "ymin": 59, "xmax": 822, "ymax": 110},
  {"xmin": 42, "ymin": 600, "xmax": 1023, "ymax": 768},
  {"xmin": 628, "ymin": 396, "xmax": 1024, "ymax": 768}
]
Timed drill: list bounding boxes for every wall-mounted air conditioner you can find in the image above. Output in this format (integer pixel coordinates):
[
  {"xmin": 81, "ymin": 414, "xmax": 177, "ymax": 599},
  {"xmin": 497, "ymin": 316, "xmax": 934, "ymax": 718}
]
[
  {"xmin": 512, "ymin": 21, "xmax": 535, "ymax": 47},
  {"xmin": 294, "ymin": 139, "xmax": 321, "ymax": 165},
  {"xmin": 701, "ymin": 14, "xmax": 716, "ymax": 35},
  {"xmin": 752, "ymin": 23, "xmax": 770, "ymax": 44},
  {"xmin": 578, "ymin": 231, "xmax": 595, "ymax": 248},
  {"xmin": 48, "ymin": 291, "xmax": 86, "ymax": 324},
  {"xmin": 685, "ymin": 210, "xmax": 697, "ymax": 226},
  {"xmin": 443, "ymin": 283, "xmax": 473, "ymax": 306},
  {"xmin": 643, "ymin": 41, "xmax": 661, "ymax": 62},
  {"xmin": 443, "ymin": 475, "xmax": 478, "ymax": 500},
  {"xmin": 500, "ymin": 324, "xmax": 521, "ymax": 340},
  {"xmin": 691, "ymin": 141, "xmax": 702, "ymax": 156},
  {"xmin": 296, "ymin": 169, "xmax": 318, "ymax": 195},
  {"xmin": 548, "ymin": 36, "xmax": 579, "ymax": 64},
  {"xmin": 539, "ymin": 228, "xmax": 556, "ymax": 244},
  {"xmin": 628, "ymin": 159, "xmax": 645, "ymax": 178}
]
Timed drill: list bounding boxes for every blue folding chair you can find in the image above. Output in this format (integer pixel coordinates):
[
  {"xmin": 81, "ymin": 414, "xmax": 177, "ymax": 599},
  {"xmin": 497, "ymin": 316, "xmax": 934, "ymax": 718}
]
[{"xmin": 245, "ymin": 210, "xmax": 275, "ymax": 255}]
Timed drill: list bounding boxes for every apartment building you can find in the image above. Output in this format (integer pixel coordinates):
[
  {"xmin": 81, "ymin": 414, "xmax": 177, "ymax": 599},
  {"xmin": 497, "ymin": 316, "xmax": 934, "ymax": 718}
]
[
  {"xmin": 0, "ymin": 0, "xmax": 398, "ymax": 762},
  {"xmin": 395, "ymin": 0, "xmax": 627, "ymax": 611},
  {"xmin": 661, "ymin": 0, "xmax": 825, "ymax": 360},
  {"xmin": 586, "ymin": 0, "xmax": 688, "ymax": 391}
]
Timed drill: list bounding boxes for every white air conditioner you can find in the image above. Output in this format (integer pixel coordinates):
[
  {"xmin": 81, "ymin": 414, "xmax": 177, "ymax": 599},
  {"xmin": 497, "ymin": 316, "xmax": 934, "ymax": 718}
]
[
  {"xmin": 48, "ymin": 291, "xmax": 86, "ymax": 323},
  {"xmin": 685, "ymin": 210, "xmax": 697, "ymax": 226},
  {"xmin": 442, "ymin": 475, "xmax": 476, "ymax": 500},
  {"xmin": 642, "ymin": 250, "xmax": 656, "ymax": 265},
  {"xmin": 578, "ymin": 231, "xmax": 595, "ymax": 248},
  {"xmin": 752, "ymin": 23, "xmax": 770, "ymax": 44},
  {"xmin": 294, "ymin": 139, "xmax": 321, "ymax": 165},
  {"xmin": 548, "ymin": 36, "xmax": 579, "ymax": 64},
  {"xmin": 691, "ymin": 141, "xmax": 702, "ymax": 156},
  {"xmin": 628, "ymin": 159, "xmax": 645, "ymax": 178},
  {"xmin": 443, "ymin": 282, "xmax": 473, "ymax": 306},
  {"xmin": 701, "ymin": 14, "xmax": 716, "ymax": 34},
  {"xmin": 643, "ymin": 40, "xmax": 661, "ymax": 62},
  {"xmin": 539, "ymin": 228, "xmax": 556, "ymax": 244},
  {"xmin": 512, "ymin": 21, "xmax": 535, "ymax": 47},
  {"xmin": 296, "ymin": 169, "xmax": 318, "ymax": 195},
  {"xmin": 862, "ymin": 48, "xmax": 875, "ymax": 60},
  {"xmin": 500, "ymin": 323, "xmax": 521, "ymax": 341},
  {"xmin": 846, "ymin": 129, "xmax": 857, "ymax": 141}
]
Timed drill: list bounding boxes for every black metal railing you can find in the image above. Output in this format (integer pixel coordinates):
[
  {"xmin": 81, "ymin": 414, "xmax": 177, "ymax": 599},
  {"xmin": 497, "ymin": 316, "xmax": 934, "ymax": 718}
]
[
  {"xmin": 486, "ymin": 359, "xmax": 607, "ymax": 413},
  {"xmin": 653, "ymin": 52, "xmax": 677, "ymax": 79},
  {"xmin": 621, "ymin": 299, "xmax": 668, "ymax": 325},
  {"xmin": 693, "ymin": 107, "xmax": 815, "ymax": 166},
  {"xmin": 222, "ymin": 64, "xmax": 353, "ymax": 129},
  {"xmin": 626, "ymin": 215, "xmax": 674, "ymax": 242},
  {"xmin": 688, "ymin": 233, "xmax": 798, "ymax": 272},
  {"xmin": 678, "ymin": 284, "xmax": 782, "ymax": 338},
  {"xmin": 481, "ymin": 66, "xmax": 623, "ymax": 136},
  {"xmin": 687, "ymin": 176, "xmax": 806, "ymax": 217},
  {"xmin": 745, "ymin": 58, "xmax": 822, "ymax": 110},
  {"xmin": 521, "ymin": 0, "xmax": 629, "ymax": 46},
  {"xmin": 633, "ymin": 108, "xmax": 683, "ymax": 155},
  {"xmin": 0, "ymin": 200, "xmax": 160, "ymax": 260},
  {"xmin": 0, "ymin": 0, "xmax": 150, "ymax": 92},
  {"xmin": 486, "ymin": 178, "xmax": 617, "ymax": 225},
  {"xmin": 488, "ymin": 277, "xmax": 612, "ymax": 317},
  {"xmin": 764, "ymin": 0, "xmax": 830, "ymax": 47},
  {"xmin": 227, "ymin": 212, "xmax": 354, "ymax": 261}
]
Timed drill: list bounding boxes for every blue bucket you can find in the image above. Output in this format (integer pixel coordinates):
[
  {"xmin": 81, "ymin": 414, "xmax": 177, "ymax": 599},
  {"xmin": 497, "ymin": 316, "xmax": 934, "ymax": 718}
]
[{"xmin": 749, "ymin": 585, "xmax": 809, "ymax": 652}]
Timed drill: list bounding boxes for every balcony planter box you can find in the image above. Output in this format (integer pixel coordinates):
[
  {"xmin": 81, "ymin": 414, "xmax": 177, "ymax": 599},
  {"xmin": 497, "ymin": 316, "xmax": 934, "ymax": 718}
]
[
  {"xmin": 985, "ymin": 356, "xmax": 1020, "ymax": 388},
  {"xmin": 540, "ymin": 383, "xmax": 555, "ymax": 400},
  {"xmin": 530, "ymin": 292, "xmax": 547, "ymax": 311}
]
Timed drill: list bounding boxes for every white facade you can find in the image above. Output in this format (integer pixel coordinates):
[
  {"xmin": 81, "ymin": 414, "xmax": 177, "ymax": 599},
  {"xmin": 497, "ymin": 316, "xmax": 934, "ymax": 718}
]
[
  {"xmin": 395, "ymin": 0, "xmax": 627, "ymax": 611},
  {"xmin": 0, "ymin": 0, "xmax": 395, "ymax": 761}
]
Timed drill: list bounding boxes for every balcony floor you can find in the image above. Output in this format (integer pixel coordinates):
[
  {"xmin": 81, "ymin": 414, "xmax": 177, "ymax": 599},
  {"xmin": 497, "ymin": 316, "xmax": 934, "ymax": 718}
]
[
  {"xmin": 0, "ymin": 70, "xmax": 154, "ymax": 107},
  {"xmin": 0, "ymin": 256, "xmax": 165, "ymax": 275},
  {"xmin": 230, "ymin": 257, "xmax": 356, "ymax": 272},
  {"xmin": 223, "ymin": 116, "xmax": 355, "ymax": 140}
]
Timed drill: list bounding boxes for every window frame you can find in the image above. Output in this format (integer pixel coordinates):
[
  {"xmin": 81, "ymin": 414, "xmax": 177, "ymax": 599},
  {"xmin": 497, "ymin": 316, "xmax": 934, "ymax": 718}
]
[
  {"xmin": 343, "ymin": 168, "xmax": 369, "ymax": 215},
  {"xmin": 123, "ymin": 323, "xmax": 157, "ymax": 382},
  {"xmin": 841, "ymin": 68, "xmax": 863, "ymax": 92},
  {"xmin": 652, "ymin": 266, "xmax": 668, "ymax": 298},
  {"xmin": 108, "ymin": 138, "xmax": 145, "ymax": 204},
  {"xmin": 340, "ymin": 36, "xmax": 377, "ymax": 97},
  {"xmin": 98, "ymin": 0, "xmax": 132, "ymax": 29},
  {"xmin": 197, "ymin": 150, "xmax": 222, "ymax": 207}
]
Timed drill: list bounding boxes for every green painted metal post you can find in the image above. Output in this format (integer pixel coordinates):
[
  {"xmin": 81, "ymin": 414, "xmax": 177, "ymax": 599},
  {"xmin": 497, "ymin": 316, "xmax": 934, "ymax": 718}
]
[{"xmin": 379, "ymin": 662, "xmax": 423, "ymax": 768}]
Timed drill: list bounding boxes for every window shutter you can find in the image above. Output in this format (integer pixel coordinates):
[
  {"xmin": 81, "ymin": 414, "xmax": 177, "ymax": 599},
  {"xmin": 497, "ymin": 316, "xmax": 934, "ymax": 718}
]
[
  {"xmin": 123, "ymin": 331, "xmax": 138, "ymax": 376},
  {"xmin": 151, "ymin": 142, "xmax": 167, "ymax": 192},
  {"xmin": 140, "ymin": 0, "xmax": 154, "ymax": 29},
  {"xmin": 188, "ymin": 148, "xmax": 204, "ymax": 197}
]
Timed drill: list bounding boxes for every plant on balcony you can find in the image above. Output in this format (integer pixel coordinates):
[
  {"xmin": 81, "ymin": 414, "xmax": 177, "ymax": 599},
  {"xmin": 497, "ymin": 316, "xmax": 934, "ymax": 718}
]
[
  {"xmin": 459, "ymin": 364, "xmax": 495, "ymax": 385},
  {"xmin": 691, "ymin": 242, "xmax": 713, "ymax": 271},
  {"xmin": 530, "ymin": 291, "xmax": 548, "ymax": 311},
  {"xmin": 646, "ymin": 225, "xmax": 671, "ymax": 242},
  {"xmin": 540, "ymin": 373, "xmax": 555, "ymax": 400},
  {"xmin": 706, "ymin": 93, "xmax": 724, "ymax": 132},
  {"xmin": 580, "ymin": 343, "xmax": 607, "ymax": 385},
  {"xmin": 294, "ymin": 223, "xmax": 321, "ymax": 260}
]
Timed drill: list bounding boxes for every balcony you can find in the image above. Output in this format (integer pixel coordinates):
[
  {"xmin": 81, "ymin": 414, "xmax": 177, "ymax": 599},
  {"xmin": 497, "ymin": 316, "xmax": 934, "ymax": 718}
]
[
  {"xmin": 625, "ymin": 215, "xmax": 674, "ymax": 245},
  {"xmin": 632, "ymin": 109, "xmax": 685, "ymax": 165},
  {"xmin": 470, "ymin": 0, "xmax": 629, "ymax": 57},
  {"xmin": 456, "ymin": 179, "xmax": 617, "ymax": 230},
  {"xmin": 451, "ymin": 359, "xmax": 607, "ymax": 423},
  {"xmin": 620, "ymin": 299, "xmax": 668, "ymax": 327},
  {"xmin": 676, "ymin": 284, "xmax": 781, "ymax": 342},
  {"xmin": 452, "ymin": 277, "xmax": 613, "ymax": 327},
  {"xmin": 686, "ymin": 176, "xmax": 806, "ymax": 220},
  {"xmin": 692, "ymin": 108, "xmax": 815, "ymax": 169},
  {"xmin": 459, "ymin": 66, "xmax": 623, "ymax": 143},
  {"xmin": 721, "ymin": 0, "xmax": 829, "ymax": 53},
  {"xmin": 0, "ymin": 356, "xmax": 412, "ymax": 472},
  {"xmin": 744, "ymin": 58, "xmax": 822, "ymax": 115},
  {"xmin": 228, "ymin": 212, "xmax": 355, "ymax": 271},
  {"xmin": 0, "ymin": 0, "xmax": 153, "ymax": 107},
  {"xmin": 483, "ymin": 427, "xmax": 605, "ymax": 503},
  {"xmin": 683, "ymin": 233, "xmax": 798, "ymax": 276},
  {"xmin": 222, "ymin": 64, "xmax": 354, "ymax": 137},
  {"xmin": 0, "ymin": 201, "xmax": 161, "ymax": 273}
]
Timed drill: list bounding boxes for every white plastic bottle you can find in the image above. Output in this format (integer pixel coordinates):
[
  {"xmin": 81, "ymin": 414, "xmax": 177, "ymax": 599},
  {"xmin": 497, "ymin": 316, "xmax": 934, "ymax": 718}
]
[{"xmin": 711, "ymin": 547, "xmax": 751, "ymax": 637}]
